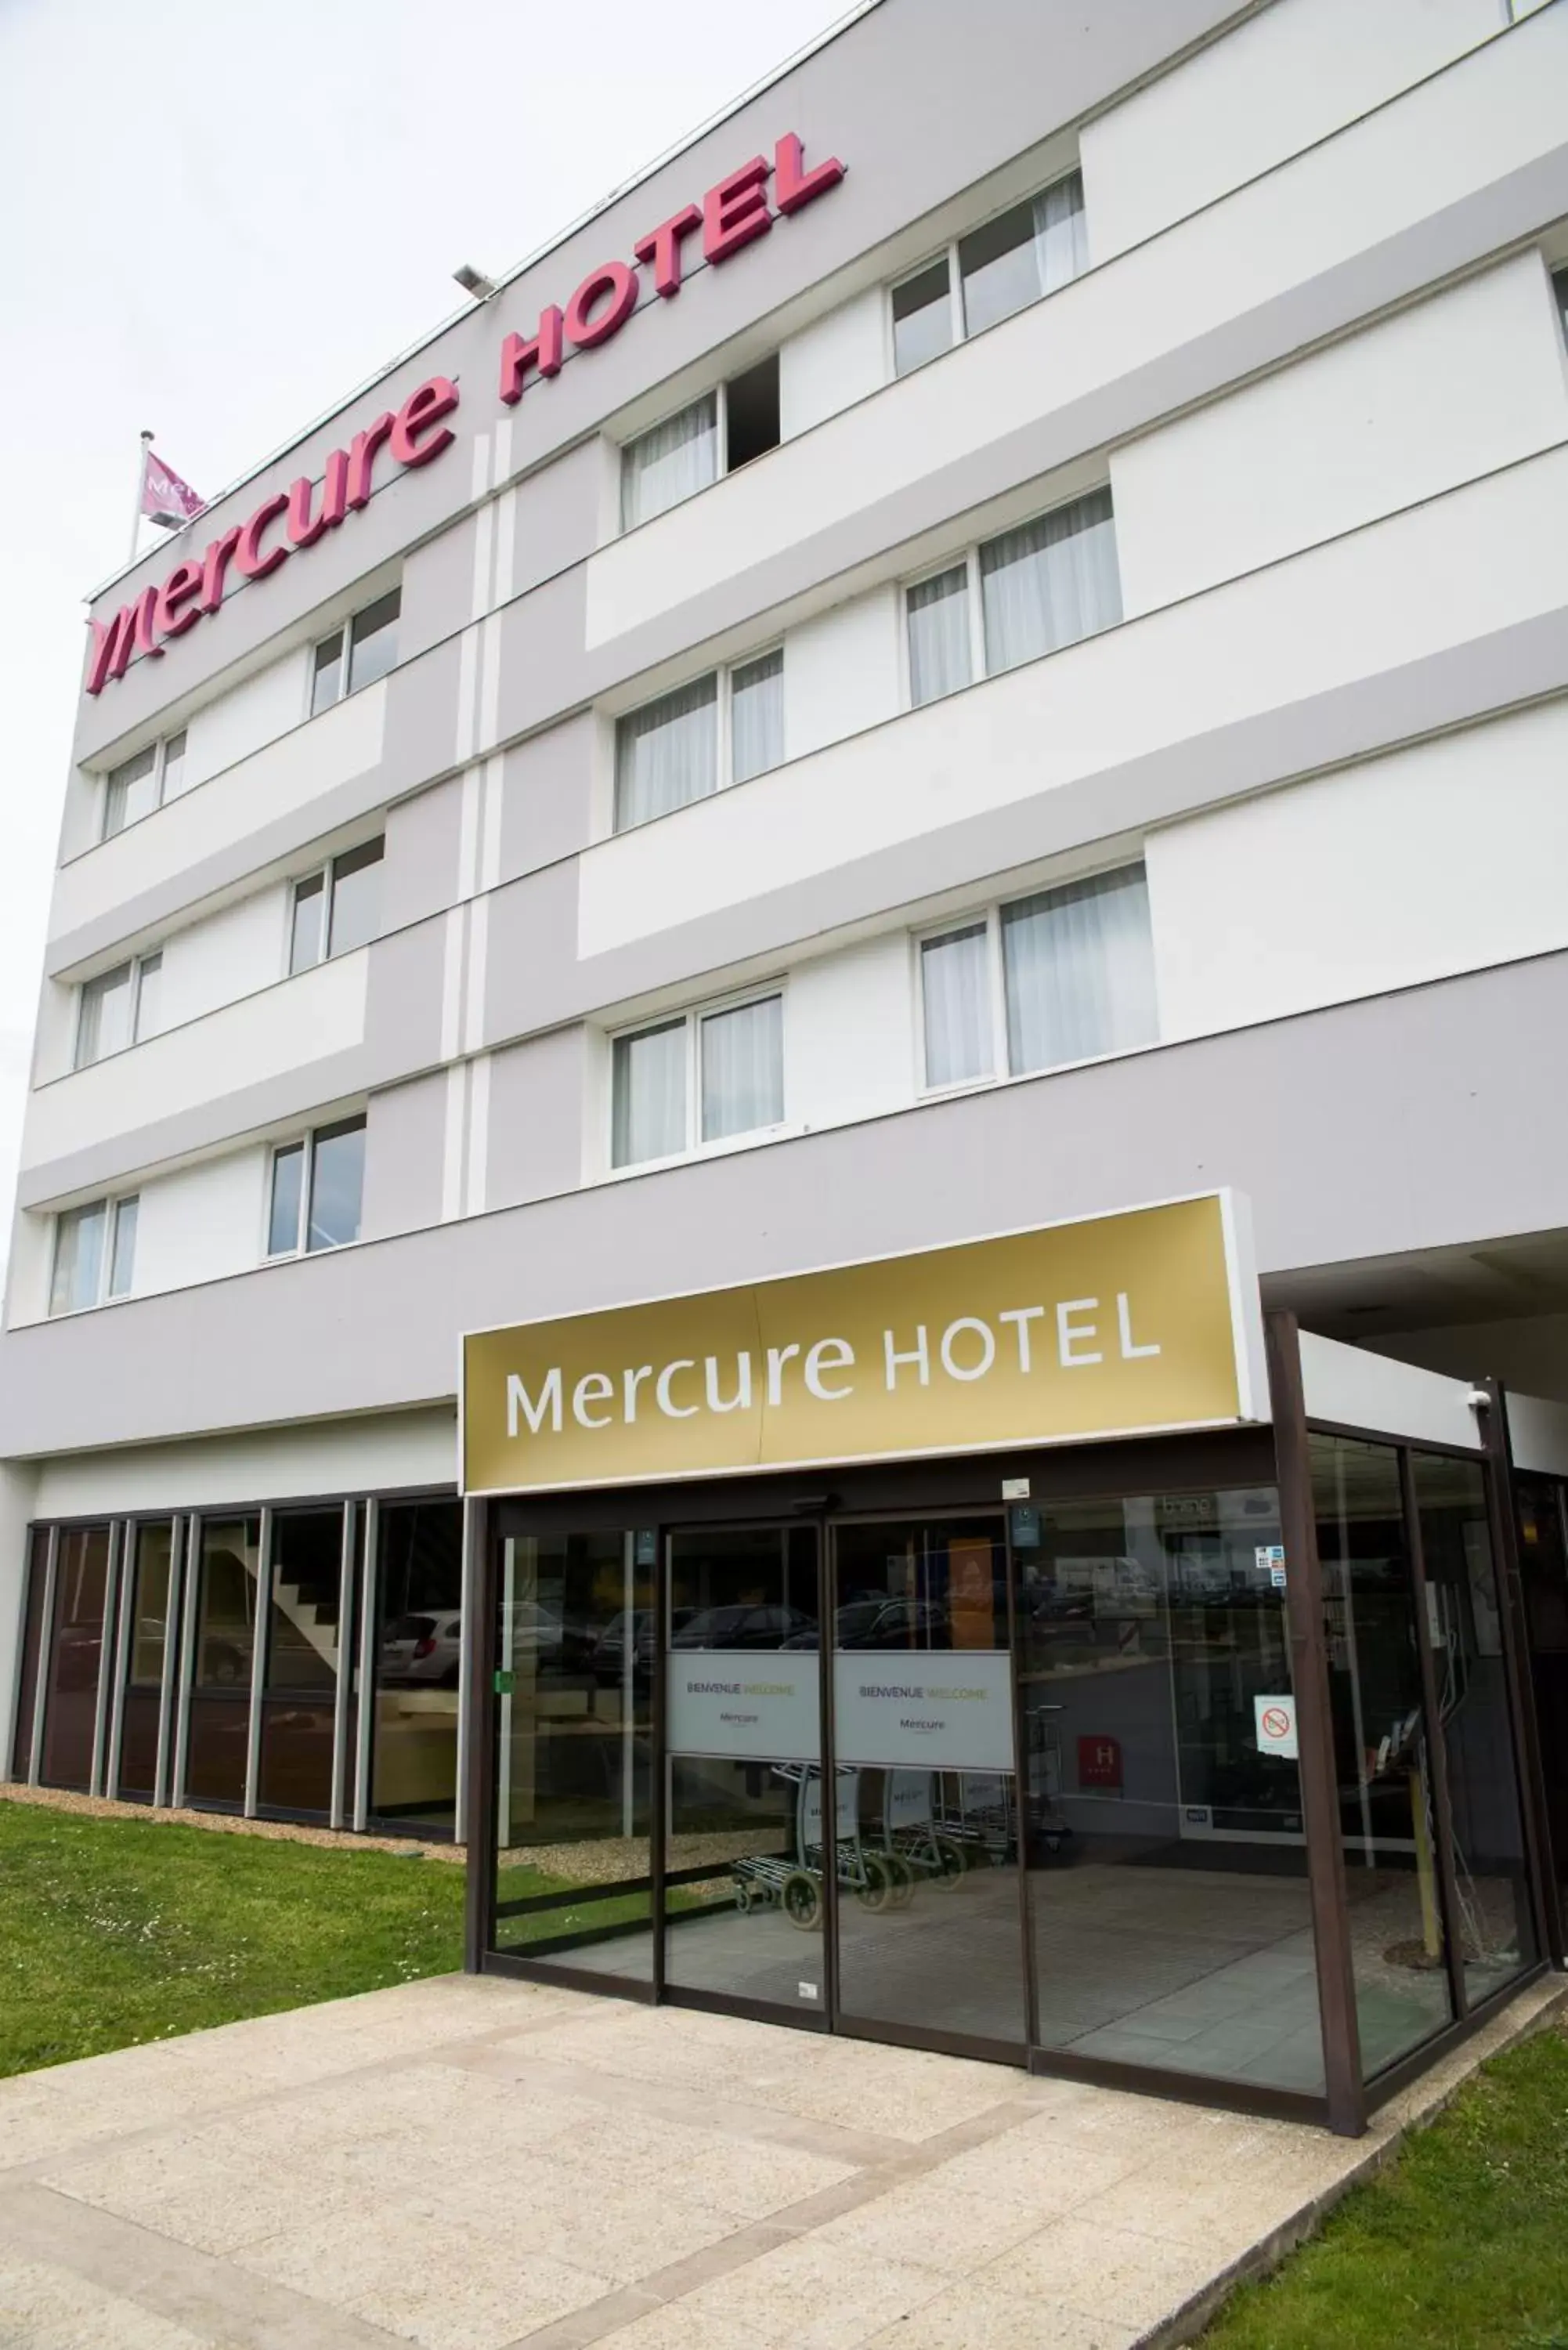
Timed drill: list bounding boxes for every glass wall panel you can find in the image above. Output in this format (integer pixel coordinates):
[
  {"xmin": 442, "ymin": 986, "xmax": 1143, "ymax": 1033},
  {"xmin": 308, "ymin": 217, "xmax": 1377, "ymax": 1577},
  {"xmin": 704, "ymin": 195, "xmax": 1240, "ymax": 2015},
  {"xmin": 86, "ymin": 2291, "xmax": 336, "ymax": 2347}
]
[
  {"xmin": 832, "ymin": 1515, "xmax": 1026, "ymax": 2049},
  {"xmin": 1019, "ymin": 1488, "xmax": 1322, "ymax": 2092},
  {"xmin": 1516, "ymin": 1479, "xmax": 1568, "ymax": 1918},
  {"xmin": 371, "ymin": 1500, "xmax": 463, "ymax": 1835},
  {"xmin": 258, "ymin": 1508, "xmax": 343, "ymax": 1817},
  {"xmin": 495, "ymin": 1528, "xmax": 653, "ymax": 1972},
  {"xmin": 9, "ymin": 1528, "xmax": 49, "ymax": 1778},
  {"xmin": 41, "ymin": 1527, "xmax": 111, "ymax": 1789},
  {"xmin": 117, "ymin": 1521, "xmax": 175, "ymax": 1801},
  {"xmin": 1312, "ymin": 1437, "xmax": 1456, "ymax": 2077},
  {"xmin": 1412, "ymin": 1455, "xmax": 1538, "ymax": 1997},
  {"xmin": 664, "ymin": 1525, "xmax": 822, "ymax": 2013},
  {"xmin": 185, "ymin": 1518, "xmax": 259, "ymax": 1807}
]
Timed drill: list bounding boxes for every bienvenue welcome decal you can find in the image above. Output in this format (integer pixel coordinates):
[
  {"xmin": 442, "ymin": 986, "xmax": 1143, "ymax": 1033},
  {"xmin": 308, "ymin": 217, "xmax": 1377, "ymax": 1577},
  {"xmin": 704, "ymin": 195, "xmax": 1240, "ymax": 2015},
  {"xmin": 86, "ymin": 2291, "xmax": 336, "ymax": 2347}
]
[{"xmin": 85, "ymin": 135, "xmax": 844, "ymax": 696}]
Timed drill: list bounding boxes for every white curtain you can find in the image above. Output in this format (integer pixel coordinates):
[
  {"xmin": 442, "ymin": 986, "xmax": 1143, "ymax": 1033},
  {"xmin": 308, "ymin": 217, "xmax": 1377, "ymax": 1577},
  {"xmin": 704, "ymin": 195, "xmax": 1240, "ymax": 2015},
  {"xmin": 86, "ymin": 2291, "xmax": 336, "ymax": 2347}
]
[
  {"xmin": 50, "ymin": 1202, "xmax": 106, "ymax": 1315},
  {"xmin": 907, "ymin": 567, "xmax": 972, "ymax": 707},
  {"xmin": 104, "ymin": 743, "xmax": 158, "ymax": 838},
  {"xmin": 921, "ymin": 925, "xmax": 992, "ymax": 1086},
  {"xmin": 1035, "ymin": 171, "xmax": 1087, "ymax": 295},
  {"xmin": 981, "ymin": 490, "xmax": 1122, "ymax": 674},
  {"xmin": 621, "ymin": 394, "xmax": 718, "ymax": 530},
  {"xmin": 616, "ymin": 675, "xmax": 719, "ymax": 830},
  {"xmin": 730, "ymin": 649, "xmax": 784, "ymax": 783},
  {"xmin": 77, "ymin": 964, "xmax": 132, "ymax": 1067},
  {"xmin": 613, "ymin": 1021, "xmax": 687, "ymax": 1166},
  {"xmin": 701, "ymin": 996, "xmax": 782, "ymax": 1141},
  {"xmin": 1002, "ymin": 865, "xmax": 1157, "ymax": 1075}
]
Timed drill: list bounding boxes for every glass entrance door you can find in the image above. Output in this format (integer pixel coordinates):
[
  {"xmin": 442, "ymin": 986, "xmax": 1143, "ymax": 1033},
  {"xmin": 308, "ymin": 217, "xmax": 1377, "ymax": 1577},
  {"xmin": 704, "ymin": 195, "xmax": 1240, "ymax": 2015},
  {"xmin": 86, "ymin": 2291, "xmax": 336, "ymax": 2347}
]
[
  {"xmin": 663, "ymin": 1522, "xmax": 827, "ymax": 2022},
  {"xmin": 828, "ymin": 1514, "xmax": 1028, "ymax": 2057}
]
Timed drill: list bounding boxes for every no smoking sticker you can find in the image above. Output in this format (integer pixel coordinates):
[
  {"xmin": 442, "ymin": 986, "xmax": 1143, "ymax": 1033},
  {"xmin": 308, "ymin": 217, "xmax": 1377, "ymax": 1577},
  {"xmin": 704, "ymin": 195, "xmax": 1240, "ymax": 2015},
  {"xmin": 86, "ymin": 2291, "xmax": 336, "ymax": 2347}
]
[{"xmin": 1254, "ymin": 1694, "xmax": 1299, "ymax": 1759}]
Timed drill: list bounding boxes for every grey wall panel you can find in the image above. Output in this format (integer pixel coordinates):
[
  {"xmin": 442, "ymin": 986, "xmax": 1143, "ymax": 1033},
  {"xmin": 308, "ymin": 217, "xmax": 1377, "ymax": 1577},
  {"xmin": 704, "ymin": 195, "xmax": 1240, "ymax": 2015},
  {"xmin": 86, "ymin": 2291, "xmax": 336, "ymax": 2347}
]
[
  {"xmin": 401, "ymin": 512, "xmax": 479, "ymax": 666},
  {"xmin": 486, "ymin": 1029, "xmax": 590, "ymax": 1213},
  {"xmin": 512, "ymin": 441, "xmax": 607, "ymax": 604},
  {"xmin": 72, "ymin": 0, "xmax": 1246, "ymax": 765},
  {"xmin": 493, "ymin": 570, "xmax": 591, "ymax": 747},
  {"xmin": 483, "ymin": 863, "xmax": 580, "ymax": 1043},
  {"xmin": 497, "ymin": 714, "xmax": 597, "ymax": 886},
  {"xmin": 363, "ymin": 1071, "xmax": 449, "ymax": 1241},
  {"xmin": 5, "ymin": 949, "xmax": 1567, "ymax": 1458},
  {"xmin": 378, "ymin": 632, "xmax": 463, "ymax": 803},
  {"xmin": 384, "ymin": 775, "xmax": 464, "ymax": 934},
  {"xmin": 364, "ymin": 916, "xmax": 448, "ymax": 1077}
]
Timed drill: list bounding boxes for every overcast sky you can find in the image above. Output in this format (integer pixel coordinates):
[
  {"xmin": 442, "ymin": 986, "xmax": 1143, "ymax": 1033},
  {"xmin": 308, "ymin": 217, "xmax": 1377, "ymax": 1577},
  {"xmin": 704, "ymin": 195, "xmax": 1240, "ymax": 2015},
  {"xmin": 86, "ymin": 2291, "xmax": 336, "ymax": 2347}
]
[{"xmin": 0, "ymin": 0, "xmax": 856, "ymax": 1265}]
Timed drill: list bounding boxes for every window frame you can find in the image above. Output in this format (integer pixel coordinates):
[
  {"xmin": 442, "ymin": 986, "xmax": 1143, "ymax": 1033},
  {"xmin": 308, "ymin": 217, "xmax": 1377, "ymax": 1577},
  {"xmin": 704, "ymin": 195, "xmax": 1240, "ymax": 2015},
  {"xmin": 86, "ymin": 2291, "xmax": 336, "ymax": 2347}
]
[
  {"xmin": 619, "ymin": 352, "xmax": 782, "ymax": 535},
  {"xmin": 899, "ymin": 486, "xmax": 1116, "ymax": 711},
  {"xmin": 308, "ymin": 586, "xmax": 401, "ymax": 719},
  {"xmin": 74, "ymin": 950, "xmax": 164, "ymax": 1070},
  {"xmin": 888, "ymin": 164, "xmax": 1086, "ymax": 377},
  {"xmin": 612, "ymin": 649, "xmax": 786, "ymax": 834},
  {"xmin": 607, "ymin": 981, "xmax": 788, "ymax": 1173},
  {"xmin": 264, "ymin": 1115, "xmax": 368, "ymax": 1260},
  {"xmin": 49, "ymin": 1191, "xmax": 141, "ymax": 1316},
  {"xmin": 100, "ymin": 728, "xmax": 186, "ymax": 843},
  {"xmin": 912, "ymin": 859, "xmax": 1157, "ymax": 1098},
  {"xmin": 287, "ymin": 837, "xmax": 385, "ymax": 974}
]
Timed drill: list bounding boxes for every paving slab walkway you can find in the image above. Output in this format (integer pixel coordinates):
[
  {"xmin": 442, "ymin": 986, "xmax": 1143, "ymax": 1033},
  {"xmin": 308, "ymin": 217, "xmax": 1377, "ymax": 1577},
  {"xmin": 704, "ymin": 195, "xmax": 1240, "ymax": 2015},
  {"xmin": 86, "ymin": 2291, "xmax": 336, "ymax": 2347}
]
[{"xmin": 0, "ymin": 1969, "xmax": 1561, "ymax": 2350}]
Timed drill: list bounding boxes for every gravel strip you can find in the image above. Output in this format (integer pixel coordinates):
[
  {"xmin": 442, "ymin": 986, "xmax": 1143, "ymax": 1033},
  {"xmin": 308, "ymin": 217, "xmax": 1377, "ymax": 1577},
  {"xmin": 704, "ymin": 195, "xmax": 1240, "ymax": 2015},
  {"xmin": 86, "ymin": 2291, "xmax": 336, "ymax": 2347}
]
[{"xmin": 0, "ymin": 1780, "xmax": 465, "ymax": 1862}]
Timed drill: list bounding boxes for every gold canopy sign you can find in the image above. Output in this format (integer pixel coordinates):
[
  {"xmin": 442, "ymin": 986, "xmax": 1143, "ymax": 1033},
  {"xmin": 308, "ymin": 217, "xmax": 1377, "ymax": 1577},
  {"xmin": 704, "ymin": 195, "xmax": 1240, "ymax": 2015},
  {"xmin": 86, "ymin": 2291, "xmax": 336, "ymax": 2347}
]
[{"xmin": 461, "ymin": 1193, "xmax": 1263, "ymax": 1497}]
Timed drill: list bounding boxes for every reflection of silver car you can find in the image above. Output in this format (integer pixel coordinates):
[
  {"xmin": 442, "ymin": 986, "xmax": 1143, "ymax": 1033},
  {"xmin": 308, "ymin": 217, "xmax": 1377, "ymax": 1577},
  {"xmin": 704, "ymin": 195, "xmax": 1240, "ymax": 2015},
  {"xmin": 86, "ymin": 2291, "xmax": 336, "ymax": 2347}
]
[{"xmin": 379, "ymin": 1611, "xmax": 462, "ymax": 1687}]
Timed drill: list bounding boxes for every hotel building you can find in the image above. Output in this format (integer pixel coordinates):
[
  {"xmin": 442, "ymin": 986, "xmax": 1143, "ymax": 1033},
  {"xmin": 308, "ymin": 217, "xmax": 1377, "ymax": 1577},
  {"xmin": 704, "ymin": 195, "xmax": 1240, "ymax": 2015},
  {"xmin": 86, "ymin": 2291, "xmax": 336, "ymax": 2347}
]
[{"xmin": 5, "ymin": 0, "xmax": 1568, "ymax": 2134}]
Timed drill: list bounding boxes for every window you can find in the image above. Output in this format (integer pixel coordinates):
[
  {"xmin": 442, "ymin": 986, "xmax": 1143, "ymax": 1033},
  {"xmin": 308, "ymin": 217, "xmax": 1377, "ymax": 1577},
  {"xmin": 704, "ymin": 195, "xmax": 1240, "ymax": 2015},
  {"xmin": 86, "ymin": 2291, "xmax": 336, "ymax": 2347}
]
[
  {"xmin": 614, "ymin": 653, "xmax": 784, "ymax": 830},
  {"xmin": 49, "ymin": 1194, "xmax": 139, "ymax": 1314},
  {"xmin": 905, "ymin": 488, "xmax": 1122, "ymax": 709},
  {"xmin": 311, "ymin": 588, "xmax": 399, "ymax": 716},
  {"xmin": 1555, "ymin": 266, "xmax": 1568, "ymax": 342},
  {"xmin": 266, "ymin": 1115, "xmax": 367, "ymax": 1256},
  {"xmin": 918, "ymin": 865, "xmax": 1157, "ymax": 1091},
  {"xmin": 891, "ymin": 170, "xmax": 1087, "ymax": 378},
  {"xmin": 289, "ymin": 838, "xmax": 384, "ymax": 973},
  {"xmin": 612, "ymin": 992, "xmax": 784, "ymax": 1168},
  {"xmin": 102, "ymin": 729, "xmax": 186, "ymax": 841},
  {"xmin": 620, "ymin": 352, "xmax": 781, "ymax": 530},
  {"xmin": 75, "ymin": 951, "xmax": 163, "ymax": 1068}
]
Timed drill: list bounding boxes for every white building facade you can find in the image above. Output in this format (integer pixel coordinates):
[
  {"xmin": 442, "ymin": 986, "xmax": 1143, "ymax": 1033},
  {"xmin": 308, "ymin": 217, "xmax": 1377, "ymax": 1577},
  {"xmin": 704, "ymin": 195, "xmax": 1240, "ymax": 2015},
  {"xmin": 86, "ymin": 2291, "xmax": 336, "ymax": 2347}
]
[{"xmin": 5, "ymin": 0, "xmax": 1568, "ymax": 2131}]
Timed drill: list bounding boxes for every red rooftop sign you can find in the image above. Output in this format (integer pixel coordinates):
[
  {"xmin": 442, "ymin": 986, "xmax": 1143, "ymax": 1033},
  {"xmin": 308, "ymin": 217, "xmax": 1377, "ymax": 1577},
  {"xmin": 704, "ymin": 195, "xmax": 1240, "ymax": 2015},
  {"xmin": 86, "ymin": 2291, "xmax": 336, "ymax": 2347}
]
[{"xmin": 85, "ymin": 134, "xmax": 844, "ymax": 698}]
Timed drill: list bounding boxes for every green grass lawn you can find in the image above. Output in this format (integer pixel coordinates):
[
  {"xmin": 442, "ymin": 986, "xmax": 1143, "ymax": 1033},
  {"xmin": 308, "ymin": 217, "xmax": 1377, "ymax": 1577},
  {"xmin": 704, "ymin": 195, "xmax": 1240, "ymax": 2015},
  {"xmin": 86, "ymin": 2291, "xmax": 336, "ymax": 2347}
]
[
  {"xmin": 0, "ymin": 1798, "xmax": 472, "ymax": 2079},
  {"xmin": 1204, "ymin": 2023, "xmax": 1568, "ymax": 2350}
]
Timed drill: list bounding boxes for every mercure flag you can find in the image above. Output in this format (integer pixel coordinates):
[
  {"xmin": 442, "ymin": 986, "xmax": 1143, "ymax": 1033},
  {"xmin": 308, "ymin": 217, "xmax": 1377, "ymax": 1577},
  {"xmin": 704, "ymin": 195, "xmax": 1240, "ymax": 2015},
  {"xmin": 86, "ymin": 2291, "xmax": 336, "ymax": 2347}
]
[{"xmin": 141, "ymin": 449, "xmax": 204, "ymax": 529}]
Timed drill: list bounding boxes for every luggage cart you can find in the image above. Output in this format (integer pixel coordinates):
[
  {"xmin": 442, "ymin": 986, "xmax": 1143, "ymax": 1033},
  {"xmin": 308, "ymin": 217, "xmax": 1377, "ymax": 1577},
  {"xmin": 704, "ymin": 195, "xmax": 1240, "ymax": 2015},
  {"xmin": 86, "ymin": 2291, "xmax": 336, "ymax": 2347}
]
[
  {"xmin": 730, "ymin": 1764, "xmax": 894, "ymax": 1930},
  {"xmin": 936, "ymin": 1771, "xmax": 1018, "ymax": 1868},
  {"xmin": 883, "ymin": 1769, "xmax": 966, "ymax": 1889}
]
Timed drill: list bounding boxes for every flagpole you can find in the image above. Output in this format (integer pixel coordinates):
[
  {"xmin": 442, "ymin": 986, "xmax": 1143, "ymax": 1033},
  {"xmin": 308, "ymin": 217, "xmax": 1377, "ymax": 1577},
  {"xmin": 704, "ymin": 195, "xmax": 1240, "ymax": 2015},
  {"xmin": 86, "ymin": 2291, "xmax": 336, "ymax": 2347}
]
[{"xmin": 128, "ymin": 429, "xmax": 154, "ymax": 566}]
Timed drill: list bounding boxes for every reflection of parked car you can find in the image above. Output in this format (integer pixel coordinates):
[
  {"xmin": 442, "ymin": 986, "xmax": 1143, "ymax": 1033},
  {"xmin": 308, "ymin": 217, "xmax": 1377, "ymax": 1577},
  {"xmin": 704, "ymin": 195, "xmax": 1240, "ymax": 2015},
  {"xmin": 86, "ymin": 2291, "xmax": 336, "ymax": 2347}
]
[
  {"xmin": 592, "ymin": 1608, "xmax": 693, "ymax": 1683},
  {"xmin": 670, "ymin": 1603, "xmax": 815, "ymax": 1651},
  {"xmin": 380, "ymin": 1611, "xmax": 463, "ymax": 1687}
]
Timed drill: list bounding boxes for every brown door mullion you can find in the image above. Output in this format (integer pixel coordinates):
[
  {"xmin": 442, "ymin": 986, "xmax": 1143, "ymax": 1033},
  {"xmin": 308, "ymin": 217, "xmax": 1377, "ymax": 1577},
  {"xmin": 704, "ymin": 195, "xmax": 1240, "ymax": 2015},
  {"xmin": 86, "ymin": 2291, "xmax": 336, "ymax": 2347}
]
[
  {"xmin": 1479, "ymin": 1383, "xmax": 1564, "ymax": 1968},
  {"xmin": 1003, "ymin": 1509, "xmax": 1040, "ymax": 2052},
  {"xmin": 1399, "ymin": 1448, "xmax": 1469, "ymax": 2023},
  {"xmin": 462, "ymin": 1501, "xmax": 498, "ymax": 1974},
  {"xmin": 820, "ymin": 1520, "xmax": 841, "ymax": 2035},
  {"xmin": 652, "ymin": 1523, "xmax": 670, "ymax": 2005},
  {"xmin": 1265, "ymin": 1311, "xmax": 1367, "ymax": 2137}
]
